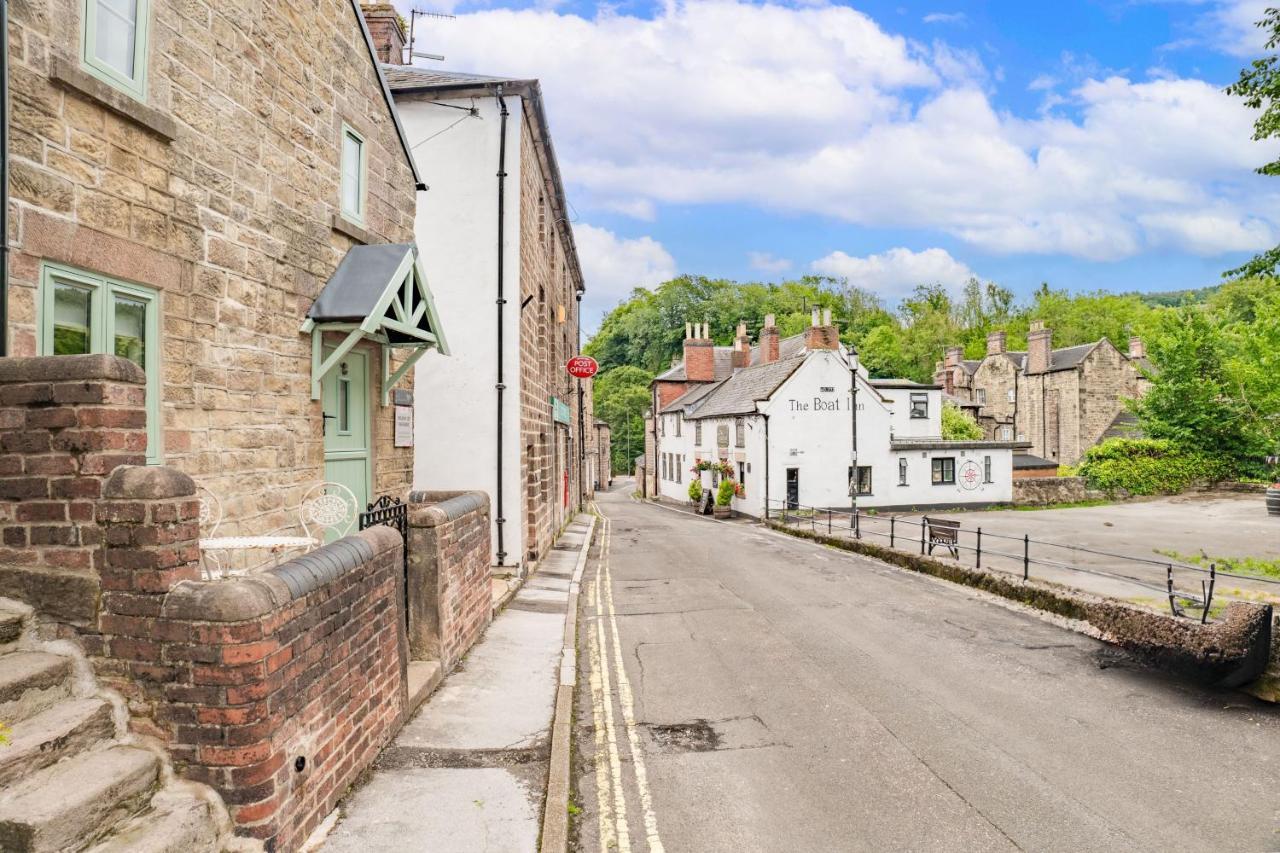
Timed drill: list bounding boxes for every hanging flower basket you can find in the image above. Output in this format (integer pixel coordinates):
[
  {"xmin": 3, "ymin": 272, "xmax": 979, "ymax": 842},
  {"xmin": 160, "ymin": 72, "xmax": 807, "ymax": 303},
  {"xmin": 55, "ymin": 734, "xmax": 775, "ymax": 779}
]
[{"xmin": 691, "ymin": 458, "xmax": 735, "ymax": 478}]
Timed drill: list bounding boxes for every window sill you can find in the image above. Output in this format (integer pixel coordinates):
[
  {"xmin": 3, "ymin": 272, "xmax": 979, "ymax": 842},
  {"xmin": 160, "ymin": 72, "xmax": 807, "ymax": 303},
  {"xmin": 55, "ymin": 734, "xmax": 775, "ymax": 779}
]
[
  {"xmin": 50, "ymin": 57, "xmax": 177, "ymax": 142},
  {"xmin": 331, "ymin": 214, "xmax": 375, "ymax": 245}
]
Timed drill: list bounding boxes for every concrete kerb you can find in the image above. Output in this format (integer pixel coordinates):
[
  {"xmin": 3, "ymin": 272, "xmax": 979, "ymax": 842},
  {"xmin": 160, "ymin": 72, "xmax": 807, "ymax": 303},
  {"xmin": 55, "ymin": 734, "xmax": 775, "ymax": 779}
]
[{"xmin": 540, "ymin": 512, "xmax": 596, "ymax": 853}]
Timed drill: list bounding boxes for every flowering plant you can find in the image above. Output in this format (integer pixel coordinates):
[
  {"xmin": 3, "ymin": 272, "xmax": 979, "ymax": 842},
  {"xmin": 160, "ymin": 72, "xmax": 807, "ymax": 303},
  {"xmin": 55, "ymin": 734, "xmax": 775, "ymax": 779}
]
[{"xmin": 691, "ymin": 458, "xmax": 735, "ymax": 477}]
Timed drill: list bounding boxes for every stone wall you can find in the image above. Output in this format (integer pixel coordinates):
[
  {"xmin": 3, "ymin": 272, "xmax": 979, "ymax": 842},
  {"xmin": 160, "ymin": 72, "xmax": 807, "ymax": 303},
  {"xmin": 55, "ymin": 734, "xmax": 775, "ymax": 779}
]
[
  {"xmin": 407, "ymin": 491, "xmax": 493, "ymax": 669},
  {"xmin": 1012, "ymin": 476, "xmax": 1099, "ymax": 506},
  {"xmin": 517, "ymin": 103, "xmax": 586, "ymax": 565},
  {"xmin": 971, "ymin": 354, "xmax": 1019, "ymax": 438},
  {"xmin": 7, "ymin": 0, "xmax": 418, "ymax": 534}
]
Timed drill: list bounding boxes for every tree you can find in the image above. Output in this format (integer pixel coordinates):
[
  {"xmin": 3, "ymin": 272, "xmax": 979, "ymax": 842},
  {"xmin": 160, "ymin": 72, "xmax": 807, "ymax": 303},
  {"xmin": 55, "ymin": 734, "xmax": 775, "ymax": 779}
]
[
  {"xmin": 941, "ymin": 403, "xmax": 984, "ymax": 441},
  {"xmin": 592, "ymin": 366, "xmax": 655, "ymax": 473},
  {"xmin": 1225, "ymin": 7, "xmax": 1280, "ymax": 278}
]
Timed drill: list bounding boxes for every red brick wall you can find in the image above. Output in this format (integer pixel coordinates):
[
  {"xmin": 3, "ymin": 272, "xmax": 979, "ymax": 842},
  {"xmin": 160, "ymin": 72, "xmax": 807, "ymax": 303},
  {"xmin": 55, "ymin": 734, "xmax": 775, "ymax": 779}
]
[
  {"xmin": 683, "ymin": 340, "xmax": 715, "ymax": 382},
  {"xmin": 408, "ymin": 491, "xmax": 492, "ymax": 669}
]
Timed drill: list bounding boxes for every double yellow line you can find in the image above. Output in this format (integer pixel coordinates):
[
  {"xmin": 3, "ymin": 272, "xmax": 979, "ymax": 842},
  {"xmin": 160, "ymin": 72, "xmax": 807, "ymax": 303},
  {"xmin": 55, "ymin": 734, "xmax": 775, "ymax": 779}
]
[{"xmin": 586, "ymin": 506, "xmax": 665, "ymax": 852}]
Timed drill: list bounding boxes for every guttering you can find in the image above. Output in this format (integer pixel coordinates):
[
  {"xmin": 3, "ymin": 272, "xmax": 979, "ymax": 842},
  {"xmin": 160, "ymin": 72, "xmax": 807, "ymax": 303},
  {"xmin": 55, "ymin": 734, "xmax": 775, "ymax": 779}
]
[{"xmin": 494, "ymin": 85, "xmax": 509, "ymax": 566}]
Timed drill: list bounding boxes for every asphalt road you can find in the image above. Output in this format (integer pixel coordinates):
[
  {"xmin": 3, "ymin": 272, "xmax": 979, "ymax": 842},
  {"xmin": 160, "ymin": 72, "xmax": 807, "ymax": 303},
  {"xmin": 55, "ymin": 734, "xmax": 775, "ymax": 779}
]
[{"xmin": 572, "ymin": 481, "xmax": 1280, "ymax": 853}]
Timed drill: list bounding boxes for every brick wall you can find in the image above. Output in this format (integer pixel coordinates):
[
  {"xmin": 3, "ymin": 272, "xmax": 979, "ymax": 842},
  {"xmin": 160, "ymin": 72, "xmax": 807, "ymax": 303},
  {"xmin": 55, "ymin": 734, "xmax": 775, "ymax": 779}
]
[
  {"xmin": 407, "ymin": 491, "xmax": 493, "ymax": 669},
  {"xmin": 7, "ymin": 0, "xmax": 418, "ymax": 534}
]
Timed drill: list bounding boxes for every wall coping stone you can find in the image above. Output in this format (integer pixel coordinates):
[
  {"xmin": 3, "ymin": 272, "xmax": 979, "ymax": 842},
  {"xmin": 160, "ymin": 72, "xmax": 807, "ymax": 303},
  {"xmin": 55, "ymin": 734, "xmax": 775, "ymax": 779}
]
[
  {"xmin": 49, "ymin": 56, "xmax": 179, "ymax": 142},
  {"xmin": 103, "ymin": 466, "xmax": 195, "ymax": 500},
  {"xmin": 408, "ymin": 490, "xmax": 490, "ymax": 526},
  {"xmin": 161, "ymin": 527, "xmax": 402, "ymax": 621},
  {"xmin": 0, "ymin": 354, "xmax": 145, "ymax": 385}
]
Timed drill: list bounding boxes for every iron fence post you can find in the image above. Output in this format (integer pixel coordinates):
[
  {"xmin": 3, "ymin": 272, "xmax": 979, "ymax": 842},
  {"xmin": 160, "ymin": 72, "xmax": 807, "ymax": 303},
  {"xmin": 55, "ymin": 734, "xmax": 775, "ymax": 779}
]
[
  {"xmin": 920, "ymin": 517, "xmax": 927, "ymax": 555},
  {"xmin": 854, "ymin": 510, "xmax": 860, "ymax": 539},
  {"xmin": 827, "ymin": 509, "xmax": 832, "ymax": 535},
  {"xmin": 1022, "ymin": 534, "xmax": 1029, "ymax": 581},
  {"xmin": 976, "ymin": 527, "xmax": 982, "ymax": 569},
  {"xmin": 890, "ymin": 516, "xmax": 895, "ymax": 549},
  {"xmin": 1202, "ymin": 563, "xmax": 1216, "ymax": 624}
]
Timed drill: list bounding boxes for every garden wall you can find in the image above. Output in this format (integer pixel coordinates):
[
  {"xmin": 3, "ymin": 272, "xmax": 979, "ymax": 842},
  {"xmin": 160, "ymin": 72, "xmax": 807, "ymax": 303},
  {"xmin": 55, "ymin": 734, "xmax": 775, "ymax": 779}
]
[
  {"xmin": 408, "ymin": 490, "xmax": 492, "ymax": 669},
  {"xmin": 1012, "ymin": 476, "xmax": 1103, "ymax": 506}
]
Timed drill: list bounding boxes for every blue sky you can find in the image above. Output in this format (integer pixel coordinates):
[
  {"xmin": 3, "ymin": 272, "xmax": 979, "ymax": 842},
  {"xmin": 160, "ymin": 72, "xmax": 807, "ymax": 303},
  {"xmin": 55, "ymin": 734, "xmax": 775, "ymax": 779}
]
[{"xmin": 392, "ymin": 0, "xmax": 1279, "ymax": 330}]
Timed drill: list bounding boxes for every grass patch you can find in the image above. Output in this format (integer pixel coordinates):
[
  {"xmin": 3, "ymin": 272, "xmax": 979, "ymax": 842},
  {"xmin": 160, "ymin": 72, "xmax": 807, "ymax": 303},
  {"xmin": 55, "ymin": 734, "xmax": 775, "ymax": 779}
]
[{"xmin": 1156, "ymin": 548, "xmax": 1280, "ymax": 581}]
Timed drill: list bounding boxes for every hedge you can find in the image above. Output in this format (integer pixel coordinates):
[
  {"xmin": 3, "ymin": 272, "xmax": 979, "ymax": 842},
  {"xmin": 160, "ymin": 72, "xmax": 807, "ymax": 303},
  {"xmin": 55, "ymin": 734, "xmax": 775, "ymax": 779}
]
[{"xmin": 1077, "ymin": 438, "xmax": 1233, "ymax": 496}]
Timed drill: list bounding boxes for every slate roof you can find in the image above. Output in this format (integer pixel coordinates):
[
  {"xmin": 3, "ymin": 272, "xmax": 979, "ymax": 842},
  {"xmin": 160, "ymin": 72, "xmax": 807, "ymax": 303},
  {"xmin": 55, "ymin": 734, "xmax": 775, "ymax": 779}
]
[
  {"xmin": 686, "ymin": 355, "xmax": 806, "ymax": 419},
  {"xmin": 307, "ymin": 244, "xmax": 415, "ymax": 323},
  {"xmin": 659, "ymin": 381, "xmax": 721, "ymax": 414},
  {"xmin": 1013, "ymin": 453, "xmax": 1058, "ymax": 470},
  {"xmin": 869, "ymin": 378, "xmax": 940, "ymax": 390},
  {"xmin": 1045, "ymin": 342, "xmax": 1099, "ymax": 373},
  {"xmin": 654, "ymin": 333, "xmax": 807, "ymax": 383},
  {"xmin": 961, "ymin": 360, "xmax": 982, "ymax": 375},
  {"xmin": 381, "ymin": 67, "xmax": 530, "ymax": 92}
]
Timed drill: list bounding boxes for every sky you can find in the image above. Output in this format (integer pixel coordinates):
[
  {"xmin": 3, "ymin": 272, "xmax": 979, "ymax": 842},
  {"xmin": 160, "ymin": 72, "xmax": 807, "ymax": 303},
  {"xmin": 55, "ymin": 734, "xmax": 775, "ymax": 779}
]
[{"xmin": 389, "ymin": 0, "xmax": 1280, "ymax": 332}]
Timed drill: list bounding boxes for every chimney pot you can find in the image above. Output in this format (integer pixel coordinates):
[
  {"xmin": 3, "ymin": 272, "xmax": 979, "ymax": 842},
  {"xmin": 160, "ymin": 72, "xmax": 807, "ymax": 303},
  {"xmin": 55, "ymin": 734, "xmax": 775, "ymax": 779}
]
[
  {"xmin": 822, "ymin": 308, "xmax": 832, "ymax": 326},
  {"xmin": 685, "ymin": 322, "xmax": 692, "ymax": 340},
  {"xmin": 811, "ymin": 307, "xmax": 820, "ymax": 327}
]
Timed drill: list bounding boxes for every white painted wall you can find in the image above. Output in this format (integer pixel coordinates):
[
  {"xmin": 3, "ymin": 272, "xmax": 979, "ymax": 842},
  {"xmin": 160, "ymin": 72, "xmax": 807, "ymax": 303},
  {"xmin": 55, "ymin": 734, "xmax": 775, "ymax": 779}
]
[{"xmin": 402, "ymin": 93, "xmax": 526, "ymax": 568}]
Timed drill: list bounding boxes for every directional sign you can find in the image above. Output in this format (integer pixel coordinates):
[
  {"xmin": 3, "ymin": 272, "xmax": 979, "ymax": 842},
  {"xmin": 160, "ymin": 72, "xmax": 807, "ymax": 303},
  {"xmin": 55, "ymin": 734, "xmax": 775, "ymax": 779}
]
[{"xmin": 567, "ymin": 355, "xmax": 599, "ymax": 379}]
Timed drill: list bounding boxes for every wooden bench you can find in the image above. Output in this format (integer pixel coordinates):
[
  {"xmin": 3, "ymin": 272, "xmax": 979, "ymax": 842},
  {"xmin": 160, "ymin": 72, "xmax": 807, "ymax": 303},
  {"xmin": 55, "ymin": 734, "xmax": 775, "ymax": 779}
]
[{"xmin": 925, "ymin": 517, "xmax": 960, "ymax": 559}]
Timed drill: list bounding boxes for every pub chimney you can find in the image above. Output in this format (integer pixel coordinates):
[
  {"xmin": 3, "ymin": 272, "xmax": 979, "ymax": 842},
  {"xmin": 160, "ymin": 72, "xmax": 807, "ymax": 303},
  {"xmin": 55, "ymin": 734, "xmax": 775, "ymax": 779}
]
[
  {"xmin": 760, "ymin": 314, "xmax": 780, "ymax": 364},
  {"xmin": 683, "ymin": 320, "xmax": 715, "ymax": 382},
  {"xmin": 732, "ymin": 322, "xmax": 751, "ymax": 369}
]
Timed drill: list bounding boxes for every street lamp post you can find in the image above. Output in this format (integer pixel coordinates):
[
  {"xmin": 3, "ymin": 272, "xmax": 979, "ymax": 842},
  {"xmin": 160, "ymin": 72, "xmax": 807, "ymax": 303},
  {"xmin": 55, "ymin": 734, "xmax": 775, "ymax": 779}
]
[{"xmin": 848, "ymin": 344, "xmax": 859, "ymax": 528}]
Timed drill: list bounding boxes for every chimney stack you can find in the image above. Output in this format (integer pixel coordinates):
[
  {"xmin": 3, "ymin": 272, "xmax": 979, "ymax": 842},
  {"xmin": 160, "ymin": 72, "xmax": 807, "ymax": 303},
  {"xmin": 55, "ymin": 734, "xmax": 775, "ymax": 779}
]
[
  {"xmin": 760, "ymin": 314, "xmax": 780, "ymax": 364},
  {"xmin": 683, "ymin": 320, "xmax": 715, "ymax": 382},
  {"xmin": 359, "ymin": 4, "xmax": 408, "ymax": 64},
  {"xmin": 986, "ymin": 330, "xmax": 1007, "ymax": 357},
  {"xmin": 732, "ymin": 322, "xmax": 751, "ymax": 369},
  {"xmin": 804, "ymin": 307, "xmax": 840, "ymax": 351},
  {"xmin": 1027, "ymin": 320, "xmax": 1052, "ymax": 374},
  {"xmin": 1128, "ymin": 336, "xmax": 1145, "ymax": 360}
]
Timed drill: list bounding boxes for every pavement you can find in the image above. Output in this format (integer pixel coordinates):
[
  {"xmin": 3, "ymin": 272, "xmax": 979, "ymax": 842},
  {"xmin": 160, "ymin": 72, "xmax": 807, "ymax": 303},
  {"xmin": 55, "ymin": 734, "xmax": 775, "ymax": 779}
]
[
  {"xmin": 320, "ymin": 515, "xmax": 594, "ymax": 853},
  {"xmin": 782, "ymin": 492, "xmax": 1280, "ymax": 607},
  {"xmin": 574, "ymin": 480, "xmax": 1280, "ymax": 853}
]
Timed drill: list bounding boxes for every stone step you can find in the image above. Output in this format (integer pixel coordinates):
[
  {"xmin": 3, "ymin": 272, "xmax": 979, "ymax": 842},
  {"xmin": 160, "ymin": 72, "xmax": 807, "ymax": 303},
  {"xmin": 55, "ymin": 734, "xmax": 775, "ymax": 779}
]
[
  {"xmin": 83, "ymin": 787, "xmax": 224, "ymax": 853},
  {"xmin": 0, "ymin": 697, "xmax": 116, "ymax": 790},
  {"xmin": 0, "ymin": 608, "xmax": 25, "ymax": 646},
  {"xmin": 0, "ymin": 651, "xmax": 73, "ymax": 725},
  {"xmin": 0, "ymin": 745, "xmax": 160, "ymax": 853}
]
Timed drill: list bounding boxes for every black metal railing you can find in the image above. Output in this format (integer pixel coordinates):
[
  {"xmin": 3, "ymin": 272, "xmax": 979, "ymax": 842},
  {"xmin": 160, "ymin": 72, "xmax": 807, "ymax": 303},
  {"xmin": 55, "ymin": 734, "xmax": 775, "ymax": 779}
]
[
  {"xmin": 360, "ymin": 495, "xmax": 409, "ymax": 628},
  {"xmin": 765, "ymin": 500, "xmax": 1280, "ymax": 622}
]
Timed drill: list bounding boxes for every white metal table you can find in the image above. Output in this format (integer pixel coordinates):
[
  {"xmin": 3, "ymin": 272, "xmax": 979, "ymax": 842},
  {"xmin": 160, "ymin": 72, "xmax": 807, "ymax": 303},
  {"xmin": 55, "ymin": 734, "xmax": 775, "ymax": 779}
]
[{"xmin": 198, "ymin": 535, "xmax": 318, "ymax": 577}]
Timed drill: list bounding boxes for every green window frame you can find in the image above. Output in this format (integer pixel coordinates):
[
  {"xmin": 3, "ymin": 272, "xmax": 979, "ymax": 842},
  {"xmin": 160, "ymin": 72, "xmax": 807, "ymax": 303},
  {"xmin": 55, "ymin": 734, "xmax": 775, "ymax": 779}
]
[
  {"xmin": 81, "ymin": 0, "xmax": 150, "ymax": 100},
  {"xmin": 340, "ymin": 123, "xmax": 368, "ymax": 226},
  {"xmin": 38, "ymin": 263, "xmax": 162, "ymax": 465}
]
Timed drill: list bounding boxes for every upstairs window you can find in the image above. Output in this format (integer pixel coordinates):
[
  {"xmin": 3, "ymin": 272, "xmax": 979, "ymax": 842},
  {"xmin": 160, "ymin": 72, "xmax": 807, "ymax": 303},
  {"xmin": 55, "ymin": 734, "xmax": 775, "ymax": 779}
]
[
  {"xmin": 83, "ymin": 0, "xmax": 150, "ymax": 99},
  {"xmin": 910, "ymin": 393, "xmax": 929, "ymax": 419},
  {"xmin": 340, "ymin": 124, "xmax": 367, "ymax": 225},
  {"xmin": 695, "ymin": 421, "xmax": 702, "ymax": 445},
  {"xmin": 675, "ymin": 414, "xmax": 682, "ymax": 437},
  {"xmin": 735, "ymin": 417, "xmax": 745, "ymax": 448},
  {"xmin": 40, "ymin": 263, "xmax": 161, "ymax": 464},
  {"xmin": 975, "ymin": 388, "xmax": 987, "ymax": 405}
]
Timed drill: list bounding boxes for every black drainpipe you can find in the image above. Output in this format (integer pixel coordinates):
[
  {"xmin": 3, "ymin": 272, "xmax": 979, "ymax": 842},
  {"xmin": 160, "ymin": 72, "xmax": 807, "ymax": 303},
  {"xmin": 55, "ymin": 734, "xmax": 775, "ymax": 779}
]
[
  {"xmin": 494, "ymin": 85, "xmax": 509, "ymax": 565},
  {"xmin": 576, "ymin": 290, "xmax": 585, "ymax": 507},
  {"xmin": 762, "ymin": 412, "xmax": 770, "ymax": 519},
  {"xmin": 1, "ymin": 0, "xmax": 9, "ymax": 357}
]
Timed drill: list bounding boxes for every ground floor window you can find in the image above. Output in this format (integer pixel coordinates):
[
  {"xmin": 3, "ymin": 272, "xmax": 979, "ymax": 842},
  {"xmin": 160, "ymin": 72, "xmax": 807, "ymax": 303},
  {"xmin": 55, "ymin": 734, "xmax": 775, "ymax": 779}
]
[
  {"xmin": 931, "ymin": 457, "xmax": 955, "ymax": 485},
  {"xmin": 737, "ymin": 461, "xmax": 745, "ymax": 485},
  {"xmin": 983, "ymin": 455, "xmax": 993, "ymax": 483},
  {"xmin": 856, "ymin": 466, "xmax": 872, "ymax": 495},
  {"xmin": 898, "ymin": 458, "xmax": 908, "ymax": 486},
  {"xmin": 39, "ymin": 262, "xmax": 161, "ymax": 464}
]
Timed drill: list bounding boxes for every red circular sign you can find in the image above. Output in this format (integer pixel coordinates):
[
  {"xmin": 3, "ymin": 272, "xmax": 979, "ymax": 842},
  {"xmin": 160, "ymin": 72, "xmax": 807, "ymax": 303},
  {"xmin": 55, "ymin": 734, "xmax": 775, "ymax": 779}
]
[{"xmin": 567, "ymin": 356, "xmax": 599, "ymax": 379}]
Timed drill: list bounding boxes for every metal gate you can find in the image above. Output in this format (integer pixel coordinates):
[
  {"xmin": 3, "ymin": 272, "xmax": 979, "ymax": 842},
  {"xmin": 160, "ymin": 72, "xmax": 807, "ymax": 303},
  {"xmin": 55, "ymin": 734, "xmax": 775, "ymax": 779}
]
[{"xmin": 359, "ymin": 495, "xmax": 409, "ymax": 629}]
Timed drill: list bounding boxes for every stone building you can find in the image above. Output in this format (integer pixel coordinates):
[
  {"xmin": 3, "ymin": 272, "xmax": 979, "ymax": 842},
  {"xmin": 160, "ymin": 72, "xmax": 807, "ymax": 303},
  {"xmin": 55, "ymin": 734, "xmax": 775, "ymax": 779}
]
[
  {"xmin": 3, "ymin": 0, "xmax": 448, "ymax": 539},
  {"xmin": 364, "ymin": 9, "xmax": 591, "ymax": 574},
  {"xmin": 936, "ymin": 325, "xmax": 1148, "ymax": 465},
  {"xmin": 589, "ymin": 418, "xmax": 612, "ymax": 492}
]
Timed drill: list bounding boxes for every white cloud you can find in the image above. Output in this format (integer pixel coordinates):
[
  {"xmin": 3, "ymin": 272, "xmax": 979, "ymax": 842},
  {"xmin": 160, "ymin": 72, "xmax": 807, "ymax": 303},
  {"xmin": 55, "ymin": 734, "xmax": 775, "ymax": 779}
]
[
  {"xmin": 1196, "ymin": 1, "xmax": 1271, "ymax": 57},
  {"xmin": 922, "ymin": 12, "xmax": 966, "ymax": 25},
  {"xmin": 574, "ymin": 224, "xmax": 677, "ymax": 327},
  {"xmin": 422, "ymin": 0, "xmax": 1279, "ymax": 261},
  {"xmin": 747, "ymin": 251, "xmax": 792, "ymax": 273},
  {"xmin": 811, "ymin": 247, "xmax": 975, "ymax": 297}
]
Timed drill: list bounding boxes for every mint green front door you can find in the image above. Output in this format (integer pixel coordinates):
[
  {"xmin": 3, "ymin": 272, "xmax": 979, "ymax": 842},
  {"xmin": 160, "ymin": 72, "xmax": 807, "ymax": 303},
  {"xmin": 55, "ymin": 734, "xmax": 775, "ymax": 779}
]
[{"xmin": 322, "ymin": 348, "xmax": 371, "ymax": 530}]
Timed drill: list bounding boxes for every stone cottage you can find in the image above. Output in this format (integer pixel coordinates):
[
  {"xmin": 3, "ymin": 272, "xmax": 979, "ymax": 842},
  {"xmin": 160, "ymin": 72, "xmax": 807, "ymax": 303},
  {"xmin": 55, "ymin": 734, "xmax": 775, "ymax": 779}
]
[
  {"xmin": 936, "ymin": 325, "xmax": 1149, "ymax": 465},
  {"xmin": 3, "ymin": 0, "xmax": 449, "ymax": 543},
  {"xmin": 363, "ymin": 7, "xmax": 593, "ymax": 575}
]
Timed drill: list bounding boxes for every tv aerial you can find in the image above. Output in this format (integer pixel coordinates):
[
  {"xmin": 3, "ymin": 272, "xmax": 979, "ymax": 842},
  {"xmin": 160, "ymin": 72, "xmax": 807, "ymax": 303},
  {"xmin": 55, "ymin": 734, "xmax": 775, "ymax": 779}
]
[{"xmin": 406, "ymin": 9, "xmax": 455, "ymax": 63}]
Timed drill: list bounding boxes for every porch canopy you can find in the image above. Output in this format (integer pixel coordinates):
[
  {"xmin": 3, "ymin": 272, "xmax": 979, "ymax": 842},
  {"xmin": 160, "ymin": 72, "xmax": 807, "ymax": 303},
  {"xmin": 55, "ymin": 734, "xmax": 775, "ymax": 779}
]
[{"xmin": 302, "ymin": 243, "xmax": 449, "ymax": 404}]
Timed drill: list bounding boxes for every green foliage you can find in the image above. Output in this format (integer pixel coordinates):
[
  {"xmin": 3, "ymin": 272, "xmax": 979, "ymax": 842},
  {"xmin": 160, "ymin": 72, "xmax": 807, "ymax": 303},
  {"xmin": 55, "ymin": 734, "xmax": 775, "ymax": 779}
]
[
  {"xmin": 688, "ymin": 479, "xmax": 703, "ymax": 502},
  {"xmin": 1077, "ymin": 438, "xmax": 1232, "ymax": 496},
  {"xmin": 1225, "ymin": 7, "xmax": 1280, "ymax": 278},
  {"xmin": 715, "ymin": 478, "xmax": 736, "ymax": 507},
  {"xmin": 941, "ymin": 403, "xmax": 984, "ymax": 440},
  {"xmin": 592, "ymin": 365, "xmax": 655, "ymax": 474}
]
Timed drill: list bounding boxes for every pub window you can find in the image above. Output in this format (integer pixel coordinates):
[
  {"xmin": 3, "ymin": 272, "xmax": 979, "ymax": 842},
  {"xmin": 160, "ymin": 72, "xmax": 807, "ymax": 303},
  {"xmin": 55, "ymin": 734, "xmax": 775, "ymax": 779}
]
[
  {"xmin": 738, "ymin": 462, "xmax": 745, "ymax": 484},
  {"xmin": 898, "ymin": 458, "xmax": 908, "ymax": 485},
  {"xmin": 39, "ymin": 263, "xmax": 161, "ymax": 464},
  {"xmin": 910, "ymin": 393, "xmax": 928, "ymax": 419},
  {"xmin": 856, "ymin": 466, "xmax": 872, "ymax": 495},
  {"xmin": 983, "ymin": 455, "xmax": 993, "ymax": 483},
  {"xmin": 83, "ymin": 0, "xmax": 151, "ymax": 100},
  {"xmin": 735, "ymin": 417, "xmax": 745, "ymax": 447},
  {"xmin": 931, "ymin": 457, "xmax": 956, "ymax": 485}
]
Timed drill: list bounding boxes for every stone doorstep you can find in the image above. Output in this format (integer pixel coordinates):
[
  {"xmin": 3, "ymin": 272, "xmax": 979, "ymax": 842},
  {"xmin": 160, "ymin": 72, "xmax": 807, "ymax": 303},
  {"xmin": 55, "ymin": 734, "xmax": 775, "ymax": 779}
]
[{"xmin": 405, "ymin": 660, "xmax": 443, "ymax": 720}]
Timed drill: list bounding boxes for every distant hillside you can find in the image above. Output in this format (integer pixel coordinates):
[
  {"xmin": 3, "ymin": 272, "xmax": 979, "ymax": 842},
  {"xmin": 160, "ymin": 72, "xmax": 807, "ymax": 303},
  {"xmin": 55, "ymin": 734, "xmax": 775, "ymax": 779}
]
[{"xmin": 1134, "ymin": 285, "xmax": 1222, "ymax": 307}]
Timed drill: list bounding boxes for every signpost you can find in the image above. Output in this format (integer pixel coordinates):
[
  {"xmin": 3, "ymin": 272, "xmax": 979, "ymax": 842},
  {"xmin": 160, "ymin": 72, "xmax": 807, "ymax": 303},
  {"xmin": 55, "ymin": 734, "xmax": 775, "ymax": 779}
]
[{"xmin": 566, "ymin": 355, "xmax": 599, "ymax": 379}]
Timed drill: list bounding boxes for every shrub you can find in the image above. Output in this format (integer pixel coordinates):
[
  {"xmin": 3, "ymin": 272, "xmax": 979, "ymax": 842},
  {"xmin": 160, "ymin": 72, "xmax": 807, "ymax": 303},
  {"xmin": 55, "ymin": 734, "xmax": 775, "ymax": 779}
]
[
  {"xmin": 688, "ymin": 480, "xmax": 703, "ymax": 503},
  {"xmin": 941, "ymin": 403, "xmax": 984, "ymax": 441},
  {"xmin": 716, "ymin": 478, "xmax": 736, "ymax": 507},
  {"xmin": 1077, "ymin": 438, "xmax": 1233, "ymax": 496}
]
